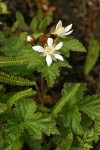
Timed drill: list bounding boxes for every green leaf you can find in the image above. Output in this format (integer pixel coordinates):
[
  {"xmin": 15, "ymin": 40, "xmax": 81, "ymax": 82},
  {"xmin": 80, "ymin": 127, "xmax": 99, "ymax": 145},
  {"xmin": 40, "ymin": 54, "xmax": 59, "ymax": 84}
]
[
  {"xmin": 40, "ymin": 63, "xmax": 60, "ymax": 86},
  {"xmin": 15, "ymin": 99, "xmax": 59, "ymax": 139},
  {"xmin": 15, "ymin": 99, "xmax": 37, "ymax": 120},
  {"xmin": 0, "ymin": 130, "xmax": 4, "ymax": 149},
  {"xmin": 16, "ymin": 11, "xmax": 27, "ymax": 29},
  {"xmin": 27, "ymin": 51, "xmax": 46, "ymax": 70},
  {"xmin": 37, "ymin": 10, "xmax": 43, "ymax": 21},
  {"xmin": 93, "ymin": 121, "xmax": 100, "ymax": 142},
  {"xmin": 0, "ymin": 36, "xmax": 28, "ymax": 56},
  {"xmin": 56, "ymin": 133, "xmax": 73, "ymax": 150},
  {"xmin": 84, "ymin": 34, "xmax": 100, "ymax": 75},
  {"xmin": 0, "ymin": 71, "xmax": 35, "ymax": 86},
  {"xmin": 61, "ymin": 37, "xmax": 86, "ymax": 56},
  {"xmin": 30, "ymin": 17, "xmax": 38, "ymax": 33},
  {"xmin": 62, "ymin": 83, "xmax": 87, "ymax": 102},
  {"xmin": 28, "ymin": 52, "xmax": 64, "ymax": 86},
  {"xmin": 11, "ymin": 11, "xmax": 27, "ymax": 32},
  {"xmin": 52, "ymin": 83, "xmax": 80, "ymax": 116},
  {"xmin": 78, "ymin": 94, "xmax": 100, "ymax": 121},
  {"xmin": 77, "ymin": 129, "xmax": 95, "ymax": 150},
  {"xmin": 25, "ymin": 113, "xmax": 59, "ymax": 139},
  {"xmin": 25, "ymin": 130, "xmax": 42, "ymax": 150},
  {"xmin": 0, "ymin": 55, "xmax": 29, "ymax": 67},
  {"xmin": 32, "ymin": 140, "xmax": 42, "ymax": 150},
  {"xmin": 7, "ymin": 88, "xmax": 36, "ymax": 107},
  {"xmin": 56, "ymin": 60, "xmax": 71, "ymax": 68},
  {"xmin": 11, "ymin": 21, "xmax": 19, "ymax": 32},
  {"xmin": 0, "ymin": 2, "xmax": 9, "ymax": 14},
  {"xmin": 39, "ymin": 16, "xmax": 52, "ymax": 32},
  {"xmin": 2, "ymin": 121, "xmax": 24, "ymax": 150},
  {"xmin": 63, "ymin": 106, "xmax": 83, "ymax": 135},
  {"xmin": 0, "ymin": 103, "xmax": 7, "ymax": 114},
  {"xmin": 4, "ymin": 122, "xmax": 24, "ymax": 142},
  {"xmin": 0, "ymin": 31, "xmax": 5, "ymax": 40}
]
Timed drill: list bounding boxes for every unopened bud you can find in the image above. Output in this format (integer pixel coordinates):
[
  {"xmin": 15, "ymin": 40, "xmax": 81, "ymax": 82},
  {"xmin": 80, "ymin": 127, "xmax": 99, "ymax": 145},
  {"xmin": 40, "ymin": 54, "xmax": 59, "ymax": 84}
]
[
  {"xmin": 26, "ymin": 35, "xmax": 34, "ymax": 43},
  {"xmin": 39, "ymin": 35, "xmax": 48, "ymax": 44}
]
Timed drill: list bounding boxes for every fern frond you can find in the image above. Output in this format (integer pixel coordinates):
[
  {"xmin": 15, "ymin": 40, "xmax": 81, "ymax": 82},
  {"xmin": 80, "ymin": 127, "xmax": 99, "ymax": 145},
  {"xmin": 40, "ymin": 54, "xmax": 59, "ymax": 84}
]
[
  {"xmin": 0, "ymin": 56, "xmax": 29, "ymax": 67},
  {"xmin": 0, "ymin": 71, "xmax": 35, "ymax": 86},
  {"xmin": 7, "ymin": 88, "xmax": 36, "ymax": 107},
  {"xmin": 51, "ymin": 83, "xmax": 80, "ymax": 116}
]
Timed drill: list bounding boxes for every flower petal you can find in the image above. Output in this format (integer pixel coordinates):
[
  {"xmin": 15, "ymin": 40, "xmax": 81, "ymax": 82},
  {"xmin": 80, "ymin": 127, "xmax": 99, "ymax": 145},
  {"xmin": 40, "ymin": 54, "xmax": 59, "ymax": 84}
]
[
  {"xmin": 47, "ymin": 38, "xmax": 53, "ymax": 47},
  {"xmin": 64, "ymin": 24, "xmax": 72, "ymax": 32},
  {"xmin": 53, "ymin": 54, "xmax": 64, "ymax": 61},
  {"xmin": 56, "ymin": 20, "xmax": 62, "ymax": 30},
  {"xmin": 32, "ymin": 46, "xmax": 44, "ymax": 52},
  {"xmin": 46, "ymin": 55, "xmax": 52, "ymax": 66},
  {"xmin": 55, "ymin": 42, "xmax": 63, "ymax": 50},
  {"xmin": 65, "ymin": 30, "xmax": 73, "ymax": 35}
]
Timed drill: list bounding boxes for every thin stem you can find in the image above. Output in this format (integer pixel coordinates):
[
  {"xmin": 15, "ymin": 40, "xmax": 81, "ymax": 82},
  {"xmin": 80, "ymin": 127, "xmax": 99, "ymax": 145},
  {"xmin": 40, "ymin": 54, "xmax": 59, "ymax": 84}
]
[
  {"xmin": 34, "ymin": 83, "xmax": 42, "ymax": 104},
  {"xmin": 40, "ymin": 75, "xmax": 44, "ymax": 104}
]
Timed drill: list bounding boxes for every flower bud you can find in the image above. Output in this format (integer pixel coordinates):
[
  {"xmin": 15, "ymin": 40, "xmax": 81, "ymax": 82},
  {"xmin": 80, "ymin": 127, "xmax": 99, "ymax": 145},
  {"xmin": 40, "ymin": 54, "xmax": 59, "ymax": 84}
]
[
  {"xmin": 39, "ymin": 35, "xmax": 48, "ymax": 44},
  {"xmin": 26, "ymin": 35, "xmax": 34, "ymax": 43}
]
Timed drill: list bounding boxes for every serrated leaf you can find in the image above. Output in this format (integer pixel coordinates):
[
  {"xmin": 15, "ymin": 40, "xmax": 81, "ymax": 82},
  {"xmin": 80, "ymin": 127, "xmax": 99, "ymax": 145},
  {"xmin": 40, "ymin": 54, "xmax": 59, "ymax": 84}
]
[
  {"xmin": 52, "ymin": 83, "xmax": 80, "ymax": 116},
  {"xmin": 56, "ymin": 133, "xmax": 73, "ymax": 150},
  {"xmin": 93, "ymin": 122, "xmax": 100, "ymax": 142},
  {"xmin": 26, "ymin": 113, "xmax": 59, "ymax": 139},
  {"xmin": 78, "ymin": 94, "xmax": 100, "ymax": 121},
  {"xmin": 62, "ymin": 83, "xmax": 87, "ymax": 102},
  {"xmin": 3, "ymin": 121, "xmax": 24, "ymax": 150},
  {"xmin": 61, "ymin": 37, "xmax": 86, "ymax": 56},
  {"xmin": 0, "ymin": 36, "xmax": 28, "ymax": 56},
  {"xmin": 84, "ymin": 34, "xmax": 100, "ymax": 75},
  {"xmin": 28, "ymin": 51, "xmax": 71, "ymax": 86},
  {"xmin": 7, "ymin": 88, "xmax": 36, "ymax": 107},
  {"xmin": 15, "ymin": 99, "xmax": 59, "ymax": 139},
  {"xmin": 39, "ymin": 63, "xmax": 60, "ymax": 86},
  {"xmin": 56, "ymin": 60, "xmax": 71, "ymax": 68},
  {"xmin": 27, "ymin": 51, "xmax": 46, "ymax": 70},
  {"xmin": 25, "ymin": 130, "xmax": 42, "ymax": 150},
  {"xmin": 15, "ymin": 99, "xmax": 37, "ymax": 120},
  {"xmin": 0, "ymin": 103, "xmax": 7, "ymax": 114},
  {"xmin": 0, "ymin": 71, "xmax": 35, "ymax": 86},
  {"xmin": 4, "ymin": 122, "xmax": 23, "ymax": 142},
  {"xmin": 63, "ymin": 106, "xmax": 83, "ymax": 135}
]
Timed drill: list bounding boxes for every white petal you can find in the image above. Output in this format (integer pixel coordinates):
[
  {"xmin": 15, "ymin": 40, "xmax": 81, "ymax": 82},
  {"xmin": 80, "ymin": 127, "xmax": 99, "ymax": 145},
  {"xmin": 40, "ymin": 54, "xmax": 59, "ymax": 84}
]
[
  {"xmin": 55, "ymin": 42, "xmax": 63, "ymax": 50},
  {"xmin": 64, "ymin": 24, "xmax": 72, "ymax": 32},
  {"xmin": 56, "ymin": 20, "xmax": 62, "ymax": 30},
  {"xmin": 47, "ymin": 38, "xmax": 53, "ymax": 47},
  {"xmin": 53, "ymin": 54, "xmax": 64, "ymax": 61},
  {"xmin": 32, "ymin": 46, "xmax": 44, "ymax": 52},
  {"xmin": 65, "ymin": 30, "xmax": 73, "ymax": 35},
  {"xmin": 46, "ymin": 55, "xmax": 52, "ymax": 66}
]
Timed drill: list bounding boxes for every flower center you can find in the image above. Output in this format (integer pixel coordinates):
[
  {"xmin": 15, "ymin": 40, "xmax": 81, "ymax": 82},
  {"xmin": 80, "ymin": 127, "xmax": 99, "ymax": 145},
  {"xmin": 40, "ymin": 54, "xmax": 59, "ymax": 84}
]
[
  {"xmin": 44, "ymin": 45, "xmax": 55, "ymax": 55},
  {"xmin": 57, "ymin": 27, "xmax": 64, "ymax": 34}
]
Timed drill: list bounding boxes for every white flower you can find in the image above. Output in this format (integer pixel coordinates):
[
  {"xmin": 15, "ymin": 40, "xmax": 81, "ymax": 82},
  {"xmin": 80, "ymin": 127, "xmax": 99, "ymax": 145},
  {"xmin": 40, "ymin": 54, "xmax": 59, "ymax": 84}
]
[
  {"xmin": 32, "ymin": 38, "xmax": 64, "ymax": 66},
  {"xmin": 51, "ymin": 20, "xmax": 73, "ymax": 38}
]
